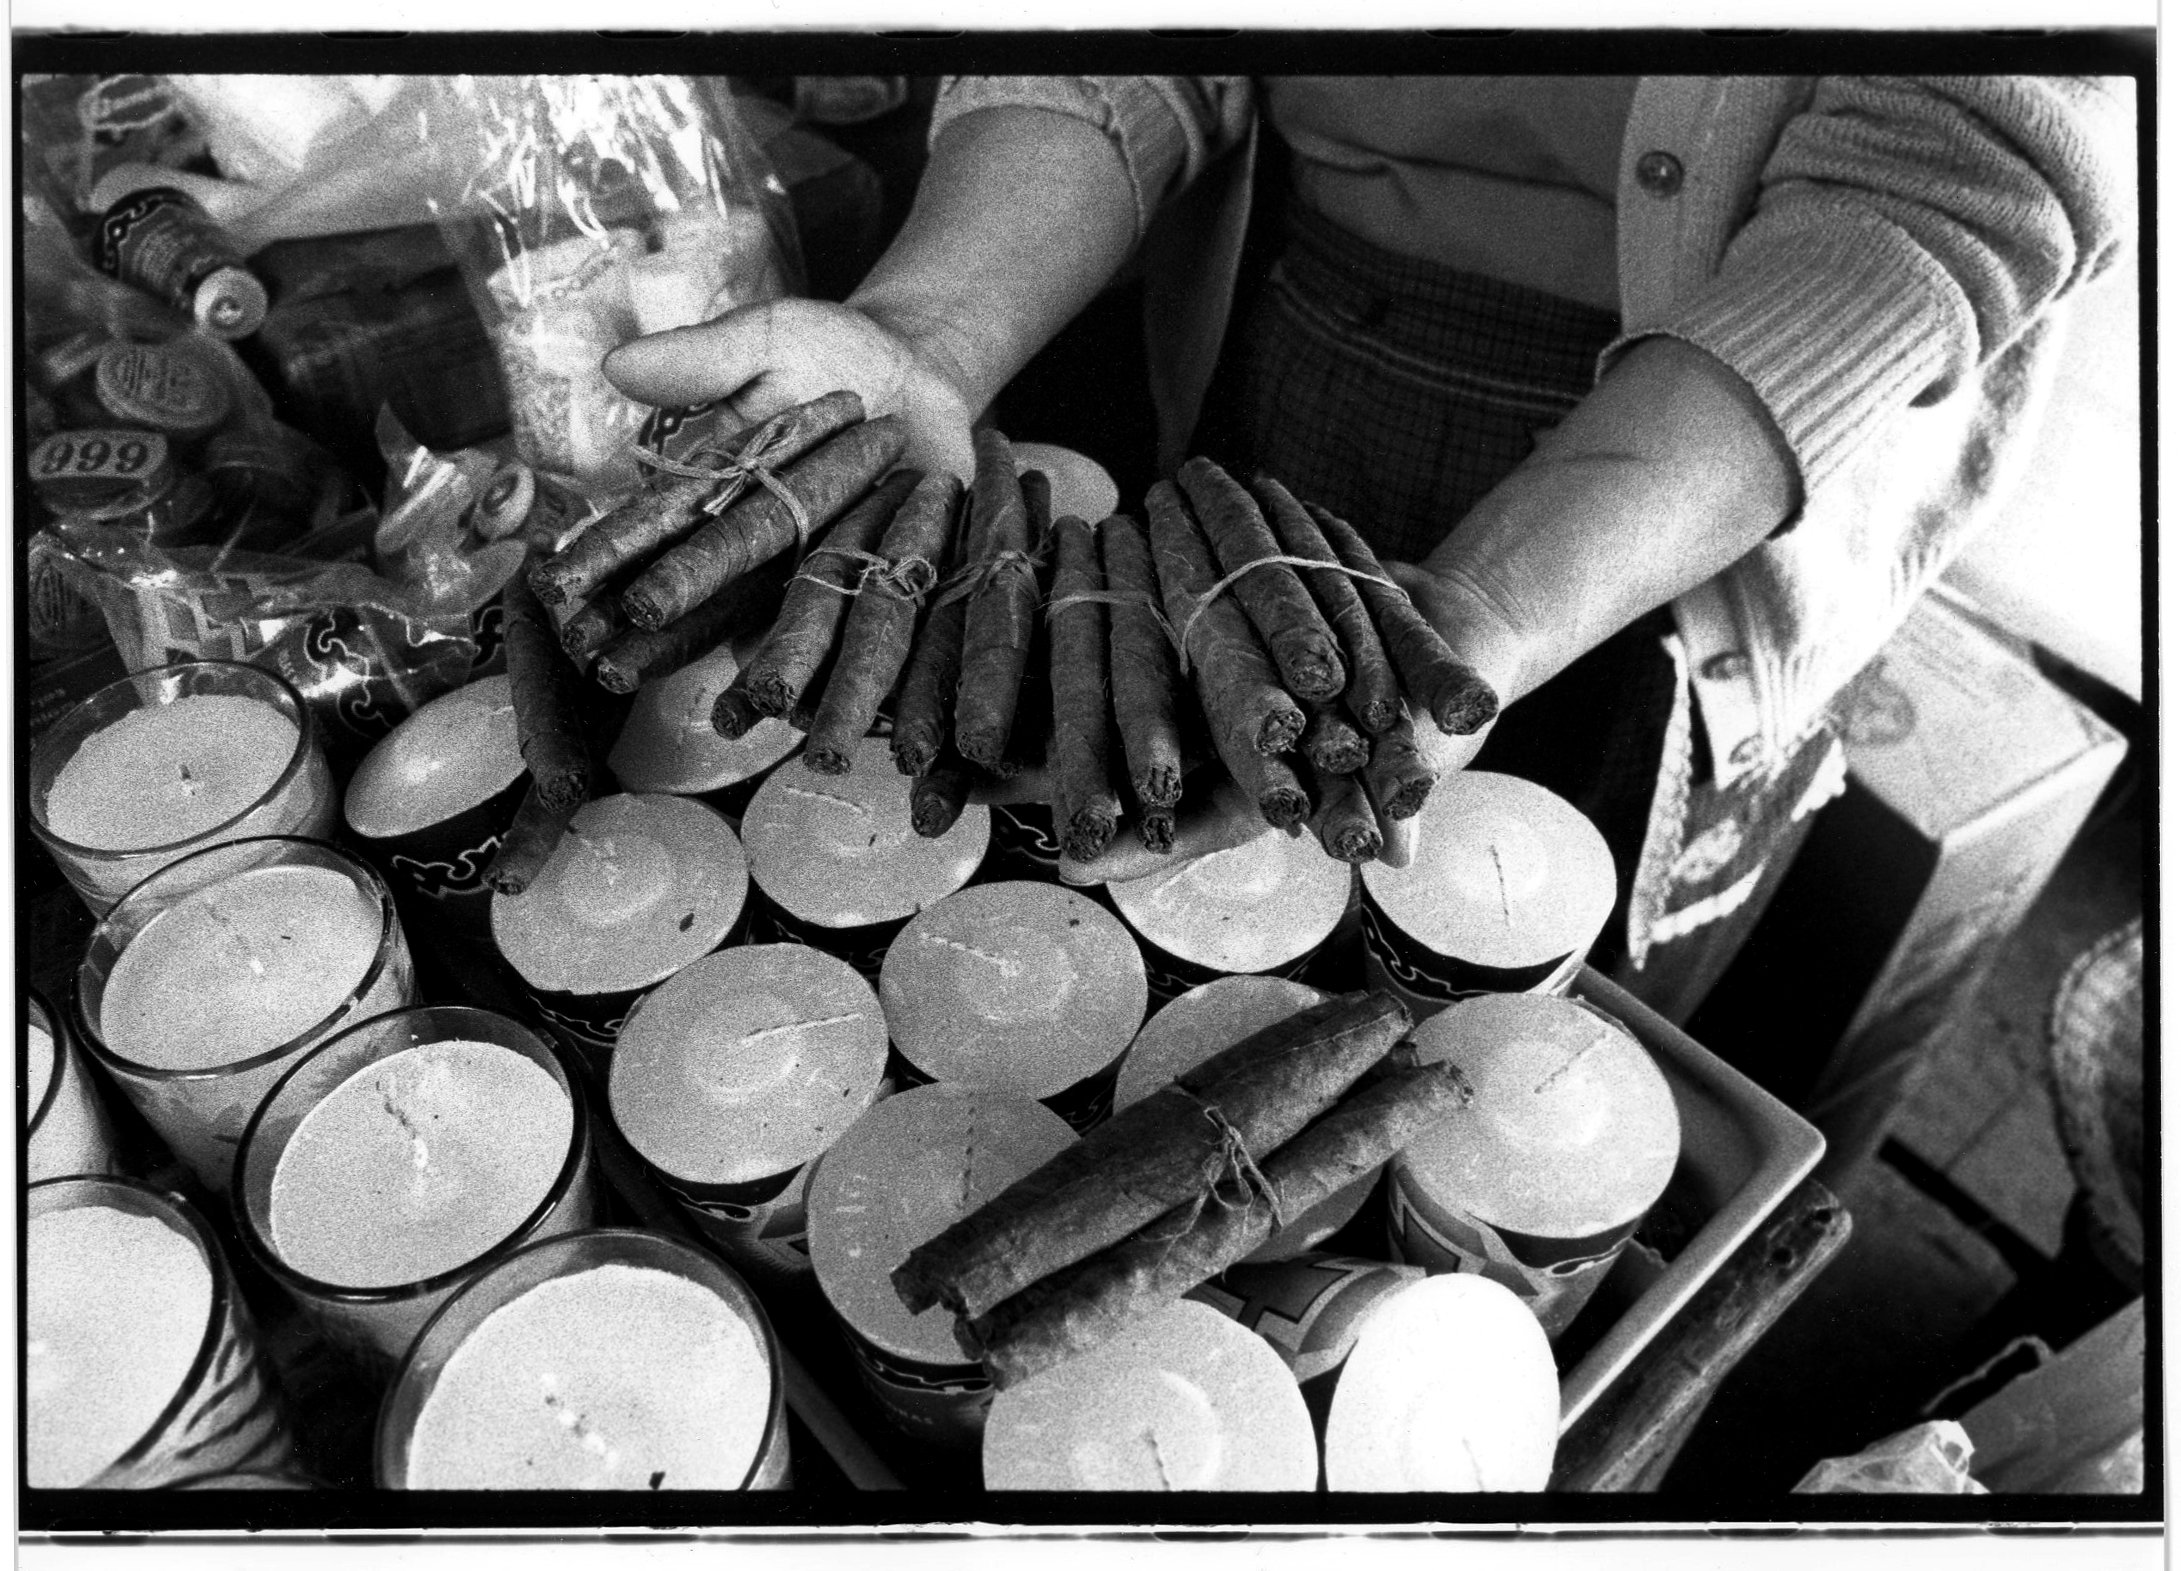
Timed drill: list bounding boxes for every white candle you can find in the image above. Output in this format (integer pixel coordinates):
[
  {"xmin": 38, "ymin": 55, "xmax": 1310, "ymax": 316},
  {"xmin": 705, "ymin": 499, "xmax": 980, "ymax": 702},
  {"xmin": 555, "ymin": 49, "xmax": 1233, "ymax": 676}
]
[
  {"xmin": 27, "ymin": 1204, "xmax": 213, "ymax": 1488},
  {"xmin": 344, "ymin": 676, "xmax": 523, "ymax": 840},
  {"xmin": 268, "ymin": 1039, "xmax": 572, "ymax": 1290},
  {"xmin": 1323, "ymin": 1275, "xmax": 1560, "ymax": 1491},
  {"xmin": 99, "ymin": 864, "xmax": 385, "ymax": 1072},
  {"xmin": 605, "ymin": 643, "xmax": 798, "ymax": 798},
  {"xmin": 1011, "ymin": 442, "xmax": 1120, "ymax": 526},
  {"xmin": 610, "ymin": 945, "xmax": 887, "ymax": 1187},
  {"xmin": 741, "ymin": 734, "xmax": 987, "ymax": 931},
  {"xmin": 879, "ymin": 882, "xmax": 1147, "ymax": 1101},
  {"xmin": 43, "ymin": 693, "xmax": 298, "ymax": 852},
  {"xmin": 492, "ymin": 794, "xmax": 747, "ymax": 998},
  {"xmin": 403, "ymin": 1262, "xmax": 773, "ymax": 1490},
  {"xmin": 983, "ymin": 1299, "xmax": 1318, "ymax": 1491},
  {"xmin": 1109, "ymin": 826, "xmax": 1351, "ymax": 975}
]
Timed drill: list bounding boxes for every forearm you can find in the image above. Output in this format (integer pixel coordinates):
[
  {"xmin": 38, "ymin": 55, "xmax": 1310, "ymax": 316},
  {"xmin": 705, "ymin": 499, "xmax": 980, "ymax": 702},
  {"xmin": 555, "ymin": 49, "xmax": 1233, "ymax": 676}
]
[
  {"xmin": 849, "ymin": 106, "xmax": 1142, "ymax": 418},
  {"xmin": 1409, "ymin": 337, "xmax": 1798, "ymax": 706}
]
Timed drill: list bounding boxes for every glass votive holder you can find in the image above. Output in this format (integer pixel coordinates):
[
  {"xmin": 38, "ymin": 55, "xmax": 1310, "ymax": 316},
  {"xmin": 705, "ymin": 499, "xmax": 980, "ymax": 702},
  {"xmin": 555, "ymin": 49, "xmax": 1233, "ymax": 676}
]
[
  {"xmin": 28, "ymin": 986, "xmax": 118, "ymax": 1183},
  {"xmin": 26, "ymin": 1175, "xmax": 295, "ymax": 1489},
  {"xmin": 376, "ymin": 1227, "xmax": 791, "ymax": 1491},
  {"xmin": 234, "ymin": 1004, "xmax": 599, "ymax": 1372},
  {"xmin": 30, "ymin": 660, "xmax": 337, "ymax": 916},
  {"xmin": 77, "ymin": 836, "xmax": 417, "ymax": 1194}
]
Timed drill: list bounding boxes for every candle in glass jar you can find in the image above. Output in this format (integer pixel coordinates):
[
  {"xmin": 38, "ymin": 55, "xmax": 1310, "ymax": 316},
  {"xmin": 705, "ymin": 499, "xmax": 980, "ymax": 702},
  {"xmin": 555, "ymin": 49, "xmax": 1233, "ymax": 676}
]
[
  {"xmin": 267, "ymin": 1039, "xmax": 573, "ymax": 1290},
  {"xmin": 30, "ymin": 1016, "xmax": 56, "ymax": 1127},
  {"xmin": 43, "ymin": 694, "xmax": 297, "ymax": 853},
  {"xmin": 27, "ymin": 1203, "xmax": 214, "ymax": 1488},
  {"xmin": 403, "ymin": 1261, "xmax": 773, "ymax": 1490},
  {"xmin": 983, "ymin": 1299, "xmax": 1318, "ymax": 1491}
]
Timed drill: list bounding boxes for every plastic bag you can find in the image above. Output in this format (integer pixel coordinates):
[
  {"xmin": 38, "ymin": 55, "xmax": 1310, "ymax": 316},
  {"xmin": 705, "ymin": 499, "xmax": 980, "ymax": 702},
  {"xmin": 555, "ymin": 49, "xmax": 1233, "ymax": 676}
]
[
  {"xmin": 419, "ymin": 75, "xmax": 800, "ymax": 490},
  {"xmin": 1791, "ymin": 1420, "xmax": 1988, "ymax": 1495}
]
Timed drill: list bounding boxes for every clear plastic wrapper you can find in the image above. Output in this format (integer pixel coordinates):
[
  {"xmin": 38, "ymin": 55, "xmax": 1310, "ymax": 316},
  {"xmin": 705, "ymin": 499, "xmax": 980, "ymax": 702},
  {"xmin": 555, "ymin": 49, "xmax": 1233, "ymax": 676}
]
[{"xmin": 1791, "ymin": 1420, "xmax": 1988, "ymax": 1495}]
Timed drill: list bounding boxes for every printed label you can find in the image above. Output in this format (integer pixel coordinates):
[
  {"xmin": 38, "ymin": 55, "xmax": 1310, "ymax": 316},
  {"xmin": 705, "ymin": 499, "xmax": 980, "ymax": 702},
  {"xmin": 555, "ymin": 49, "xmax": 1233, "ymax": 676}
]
[
  {"xmin": 1385, "ymin": 1168, "xmax": 1625, "ymax": 1339},
  {"xmin": 844, "ymin": 1329, "xmax": 993, "ymax": 1448}
]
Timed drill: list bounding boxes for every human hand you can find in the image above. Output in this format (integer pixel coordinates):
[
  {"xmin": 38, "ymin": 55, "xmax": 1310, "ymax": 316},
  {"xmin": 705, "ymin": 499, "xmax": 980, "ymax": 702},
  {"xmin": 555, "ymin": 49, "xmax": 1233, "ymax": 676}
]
[{"xmin": 601, "ymin": 296, "xmax": 980, "ymax": 479}]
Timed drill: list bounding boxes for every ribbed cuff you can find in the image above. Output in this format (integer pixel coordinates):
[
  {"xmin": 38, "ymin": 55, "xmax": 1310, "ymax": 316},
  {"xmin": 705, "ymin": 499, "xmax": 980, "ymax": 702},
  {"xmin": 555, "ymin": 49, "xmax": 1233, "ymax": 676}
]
[{"xmin": 1604, "ymin": 208, "xmax": 1974, "ymax": 502}]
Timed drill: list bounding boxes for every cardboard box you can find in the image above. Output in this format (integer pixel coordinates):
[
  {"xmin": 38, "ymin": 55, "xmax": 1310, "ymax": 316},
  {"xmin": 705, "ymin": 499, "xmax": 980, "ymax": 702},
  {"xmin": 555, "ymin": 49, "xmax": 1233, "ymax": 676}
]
[{"xmin": 1685, "ymin": 588, "xmax": 2127, "ymax": 1181}]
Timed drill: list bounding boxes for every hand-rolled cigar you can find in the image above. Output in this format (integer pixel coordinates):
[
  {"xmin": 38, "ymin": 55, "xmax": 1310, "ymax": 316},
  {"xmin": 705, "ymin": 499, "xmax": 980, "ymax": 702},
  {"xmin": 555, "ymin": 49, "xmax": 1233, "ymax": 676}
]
[
  {"xmin": 592, "ymin": 555, "xmax": 792, "ymax": 696},
  {"xmin": 1362, "ymin": 710, "xmax": 1438, "ymax": 821},
  {"xmin": 501, "ymin": 559, "xmax": 593, "ymax": 812},
  {"xmin": 1145, "ymin": 481, "xmax": 1304, "ymax": 781},
  {"xmin": 909, "ymin": 746, "xmax": 979, "ymax": 839},
  {"xmin": 1251, "ymin": 475, "xmax": 1404, "ymax": 733},
  {"xmin": 1177, "ymin": 458, "xmax": 1346, "ymax": 703},
  {"xmin": 804, "ymin": 470, "xmax": 957, "ymax": 775},
  {"xmin": 1232, "ymin": 747, "xmax": 1313, "ymax": 832},
  {"xmin": 966, "ymin": 1057, "xmax": 1475, "ymax": 1387},
  {"xmin": 620, "ymin": 415, "xmax": 910, "ymax": 631},
  {"xmin": 890, "ymin": 991, "xmax": 1409, "ymax": 1323},
  {"xmin": 1047, "ymin": 513, "xmax": 1121, "ymax": 864},
  {"xmin": 1301, "ymin": 701, "xmax": 1369, "ymax": 776},
  {"xmin": 1305, "ymin": 501, "xmax": 1499, "ymax": 737},
  {"xmin": 1098, "ymin": 511, "xmax": 1185, "ymax": 845},
  {"xmin": 711, "ymin": 679, "xmax": 765, "ymax": 742},
  {"xmin": 1309, "ymin": 769, "xmax": 1384, "ymax": 864},
  {"xmin": 954, "ymin": 436, "xmax": 1045, "ymax": 776},
  {"xmin": 889, "ymin": 584, "xmax": 968, "ymax": 779},
  {"xmin": 482, "ymin": 779, "xmax": 579, "ymax": 897},
  {"xmin": 530, "ymin": 391, "xmax": 864, "ymax": 607},
  {"xmin": 735, "ymin": 470, "xmax": 921, "ymax": 719},
  {"xmin": 559, "ymin": 570, "xmax": 636, "ymax": 661}
]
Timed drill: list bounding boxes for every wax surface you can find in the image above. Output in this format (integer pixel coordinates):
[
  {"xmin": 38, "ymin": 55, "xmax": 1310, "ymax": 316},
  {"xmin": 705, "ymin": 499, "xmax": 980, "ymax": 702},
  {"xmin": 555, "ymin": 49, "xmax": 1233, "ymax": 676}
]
[
  {"xmin": 493, "ymin": 794, "xmax": 747, "ymax": 995},
  {"xmin": 612, "ymin": 945, "xmax": 888, "ymax": 1186},
  {"xmin": 606, "ymin": 643, "xmax": 798, "ymax": 796},
  {"xmin": 29, "ymin": 1020, "xmax": 56, "ymax": 1123},
  {"xmin": 345, "ymin": 676, "xmax": 523, "ymax": 840},
  {"xmin": 269, "ymin": 1040, "xmax": 571, "ymax": 1290},
  {"xmin": 808, "ymin": 1084, "xmax": 1074, "ymax": 1364},
  {"xmin": 1401, "ymin": 993, "xmax": 1681, "ymax": 1238},
  {"xmin": 28, "ymin": 1205, "xmax": 214, "ymax": 1487},
  {"xmin": 405, "ymin": 1262, "xmax": 772, "ymax": 1490},
  {"xmin": 1324, "ymin": 1275, "xmax": 1559, "ymax": 1491},
  {"xmin": 1362, "ymin": 771, "xmax": 1616, "ymax": 968},
  {"xmin": 45, "ymin": 694, "xmax": 298, "ymax": 853},
  {"xmin": 742, "ymin": 735, "xmax": 987, "ymax": 929},
  {"xmin": 880, "ymin": 882, "xmax": 1147, "ymax": 1098},
  {"xmin": 1109, "ymin": 828, "xmax": 1350, "ymax": 973},
  {"xmin": 1114, "ymin": 976, "xmax": 1329, "ymax": 1111},
  {"xmin": 985, "ymin": 1300, "xmax": 1318, "ymax": 1491},
  {"xmin": 101, "ymin": 864, "xmax": 383, "ymax": 1071}
]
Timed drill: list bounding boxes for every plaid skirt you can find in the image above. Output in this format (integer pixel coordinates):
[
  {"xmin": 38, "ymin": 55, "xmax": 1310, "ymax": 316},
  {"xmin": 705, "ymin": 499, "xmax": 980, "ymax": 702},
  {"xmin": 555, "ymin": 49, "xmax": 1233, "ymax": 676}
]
[{"xmin": 1198, "ymin": 200, "xmax": 1841, "ymax": 1014}]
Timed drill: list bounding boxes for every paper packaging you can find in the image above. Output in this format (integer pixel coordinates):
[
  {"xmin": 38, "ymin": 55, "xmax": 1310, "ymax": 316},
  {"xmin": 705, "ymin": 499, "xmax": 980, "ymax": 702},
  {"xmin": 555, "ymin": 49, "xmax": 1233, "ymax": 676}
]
[{"xmin": 1686, "ymin": 589, "xmax": 2126, "ymax": 1179}]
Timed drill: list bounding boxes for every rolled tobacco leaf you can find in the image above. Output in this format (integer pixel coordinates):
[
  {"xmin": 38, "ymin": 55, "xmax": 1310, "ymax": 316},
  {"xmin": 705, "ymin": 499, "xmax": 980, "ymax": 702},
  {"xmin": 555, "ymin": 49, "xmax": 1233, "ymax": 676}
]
[
  {"xmin": 804, "ymin": 469, "xmax": 957, "ymax": 774},
  {"xmin": 1253, "ymin": 473, "xmax": 1405, "ymax": 733},
  {"xmin": 1046, "ymin": 513, "xmax": 1122, "ymax": 863},
  {"xmin": 1301, "ymin": 700, "xmax": 1370, "ymax": 776},
  {"xmin": 909, "ymin": 745, "xmax": 979, "ymax": 839},
  {"xmin": 1177, "ymin": 457, "xmax": 1346, "ymax": 703},
  {"xmin": 952, "ymin": 432, "xmax": 1044, "ymax": 775},
  {"xmin": 1232, "ymin": 747, "xmax": 1313, "ymax": 832},
  {"xmin": 1099, "ymin": 510, "xmax": 1185, "ymax": 850},
  {"xmin": 1309, "ymin": 768, "xmax": 1384, "ymax": 864},
  {"xmin": 711, "ymin": 677, "xmax": 766, "ymax": 741},
  {"xmin": 1362, "ymin": 709, "xmax": 1439, "ymax": 821},
  {"xmin": 890, "ymin": 990, "xmax": 1411, "ymax": 1322},
  {"xmin": 735, "ymin": 470, "xmax": 921, "ymax": 719},
  {"xmin": 968, "ymin": 1057, "xmax": 1474, "ymax": 1387},
  {"xmin": 483, "ymin": 780, "xmax": 579, "ymax": 897},
  {"xmin": 530, "ymin": 390, "xmax": 864, "ymax": 607},
  {"xmin": 501, "ymin": 559, "xmax": 593, "ymax": 812},
  {"xmin": 591, "ymin": 555, "xmax": 792, "ymax": 696},
  {"xmin": 620, "ymin": 414, "xmax": 910, "ymax": 631},
  {"xmin": 889, "ymin": 538, "xmax": 971, "ymax": 778},
  {"xmin": 1305, "ymin": 500, "xmax": 1499, "ymax": 737}
]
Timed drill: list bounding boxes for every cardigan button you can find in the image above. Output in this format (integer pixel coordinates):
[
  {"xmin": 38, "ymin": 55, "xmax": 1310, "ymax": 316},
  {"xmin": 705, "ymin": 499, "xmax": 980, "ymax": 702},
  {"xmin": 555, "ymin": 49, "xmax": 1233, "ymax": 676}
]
[
  {"xmin": 1635, "ymin": 150, "xmax": 1685, "ymax": 197},
  {"xmin": 1701, "ymin": 650, "xmax": 1752, "ymax": 682}
]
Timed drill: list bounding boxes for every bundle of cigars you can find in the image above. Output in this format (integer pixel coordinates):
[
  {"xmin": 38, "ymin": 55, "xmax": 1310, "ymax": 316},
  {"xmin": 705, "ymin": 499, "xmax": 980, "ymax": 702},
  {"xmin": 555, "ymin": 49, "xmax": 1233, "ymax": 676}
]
[{"xmin": 486, "ymin": 388, "xmax": 1503, "ymax": 892}]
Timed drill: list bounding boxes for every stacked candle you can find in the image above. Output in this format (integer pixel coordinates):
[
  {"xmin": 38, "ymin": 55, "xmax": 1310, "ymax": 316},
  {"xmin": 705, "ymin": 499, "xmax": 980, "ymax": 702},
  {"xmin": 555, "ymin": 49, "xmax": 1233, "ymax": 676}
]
[
  {"xmin": 807, "ymin": 1084, "xmax": 1075, "ymax": 1445},
  {"xmin": 491, "ymin": 793, "xmax": 748, "ymax": 1062},
  {"xmin": 1360, "ymin": 770, "xmax": 1617, "ymax": 1014},
  {"xmin": 236, "ymin": 1006, "xmax": 593, "ymax": 1365},
  {"xmin": 27, "ymin": 1178, "xmax": 292, "ymax": 1489},
  {"xmin": 604, "ymin": 641, "xmax": 799, "ymax": 824},
  {"xmin": 610, "ymin": 945, "xmax": 889, "ymax": 1287},
  {"xmin": 1107, "ymin": 825, "xmax": 1353, "ymax": 1006},
  {"xmin": 739, "ymin": 733, "xmax": 989, "ymax": 978},
  {"xmin": 31, "ymin": 662, "xmax": 336, "ymax": 914},
  {"xmin": 27, "ymin": 990, "xmax": 116, "ymax": 1184},
  {"xmin": 879, "ymin": 881, "xmax": 1148, "ymax": 1131},
  {"xmin": 79, "ymin": 838, "xmax": 414, "ymax": 1192},
  {"xmin": 982, "ymin": 1300, "xmax": 1318, "ymax": 1491}
]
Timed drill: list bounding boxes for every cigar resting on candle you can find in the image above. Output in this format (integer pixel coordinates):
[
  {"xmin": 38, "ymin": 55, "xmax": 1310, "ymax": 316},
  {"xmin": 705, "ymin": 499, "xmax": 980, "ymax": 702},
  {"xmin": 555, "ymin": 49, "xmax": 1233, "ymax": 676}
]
[
  {"xmin": 889, "ymin": 991, "xmax": 1409, "ymax": 1322},
  {"xmin": 1309, "ymin": 769, "xmax": 1384, "ymax": 864},
  {"xmin": 1362, "ymin": 710, "xmax": 1438, "ymax": 821},
  {"xmin": 1250, "ymin": 473, "xmax": 1405, "ymax": 734},
  {"xmin": 953, "ymin": 442, "xmax": 1045, "ymax": 777},
  {"xmin": 1046, "ymin": 514, "xmax": 1121, "ymax": 864},
  {"xmin": 501, "ymin": 564, "xmax": 595, "ymax": 813},
  {"xmin": 966, "ymin": 1056, "xmax": 1474, "ymax": 1388},
  {"xmin": 908, "ymin": 745, "xmax": 978, "ymax": 840},
  {"xmin": 484, "ymin": 780, "xmax": 580, "ymax": 897},
  {"xmin": 1098, "ymin": 511, "xmax": 1186, "ymax": 850}
]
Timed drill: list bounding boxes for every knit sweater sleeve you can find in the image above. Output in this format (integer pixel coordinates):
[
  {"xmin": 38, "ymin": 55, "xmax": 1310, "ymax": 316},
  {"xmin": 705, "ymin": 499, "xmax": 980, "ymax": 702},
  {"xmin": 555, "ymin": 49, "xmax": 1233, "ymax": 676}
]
[
  {"xmin": 1626, "ymin": 75, "xmax": 2137, "ymax": 499},
  {"xmin": 929, "ymin": 76, "xmax": 1255, "ymax": 244}
]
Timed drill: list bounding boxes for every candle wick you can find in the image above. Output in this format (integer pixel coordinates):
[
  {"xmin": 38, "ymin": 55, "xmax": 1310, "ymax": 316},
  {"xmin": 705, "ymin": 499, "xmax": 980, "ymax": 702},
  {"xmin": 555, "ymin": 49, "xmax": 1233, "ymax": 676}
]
[
  {"xmin": 780, "ymin": 783, "xmax": 872, "ymax": 819},
  {"xmin": 200, "ymin": 897, "xmax": 268, "ymax": 980},
  {"xmin": 1141, "ymin": 1426, "xmax": 1176, "ymax": 1491},
  {"xmin": 378, "ymin": 1079, "xmax": 432, "ymax": 1172},
  {"xmin": 918, "ymin": 931, "xmax": 1018, "ymax": 975},
  {"xmin": 1489, "ymin": 843, "xmax": 1514, "ymax": 929},
  {"xmin": 737, "ymin": 1012, "xmax": 865, "ymax": 1051},
  {"xmin": 1533, "ymin": 1036, "xmax": 1605, "ymax": 1096},
  {"xmin": 176, "ymin": 762, "xmax": 199, "ymax": 798}
]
